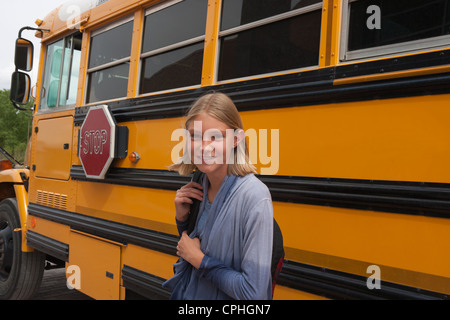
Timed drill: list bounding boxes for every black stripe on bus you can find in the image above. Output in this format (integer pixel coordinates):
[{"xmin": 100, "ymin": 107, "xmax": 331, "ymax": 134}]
[
  {"xmin": 74, "ymin": 49, "xmax": 450, "ymax": 125},
  {"xmin": 334, "ymin": 49, "xmax": 450, "ymax": 80},
  {"xmin": 27, "ymin": 203, "xmax": 448, "ymax": 300},
  {"xmin": 26, "ymin": 230, "xmax": 69, "ymax": 262},
  {"xmin": 121, "ymin": 261, "xmax": 449, "ymax": 300},
  {"xmin": 123, "ymin": 261, "xmax": 448, "ymax": 300},
  {"xmin": 122, "ymin": 265, "xmax": 171, "ymax": 300},
  {"xmin": 28, "ymin": 202, "xmax": 178, "ymax": 256},
  {"xmin": 70, "ymin": 166, "xmax": 450, "ymax": 219},
  {"xmin": 278, "ymin": 260, "xmax": 448, "ymax": 300}
]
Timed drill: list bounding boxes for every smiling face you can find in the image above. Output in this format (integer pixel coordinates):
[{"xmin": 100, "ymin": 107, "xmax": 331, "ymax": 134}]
[
  {"xmin": 187, "ymin": 112, "xmax": 236, "ymax": 176},
  {"xmin": 169, "ymin": 92, "xmax": 255, "ymax": 177}
]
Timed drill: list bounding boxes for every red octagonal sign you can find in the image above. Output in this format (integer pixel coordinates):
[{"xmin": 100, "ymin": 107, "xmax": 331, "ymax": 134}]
[{"xmin": 79, "ymin": 105, "xmax": 116, "ymax": 179}]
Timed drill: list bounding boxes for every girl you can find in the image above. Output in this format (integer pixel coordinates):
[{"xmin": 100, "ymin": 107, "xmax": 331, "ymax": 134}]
[{"xmin": 163, "ymin": 92, "xmax": 273, "ymax": 300}]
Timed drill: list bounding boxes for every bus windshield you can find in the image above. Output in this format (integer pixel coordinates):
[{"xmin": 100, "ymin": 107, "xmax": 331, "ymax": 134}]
[{"xmin": 40, "ymin": 32, "xmax": 82, "ymax": 110}]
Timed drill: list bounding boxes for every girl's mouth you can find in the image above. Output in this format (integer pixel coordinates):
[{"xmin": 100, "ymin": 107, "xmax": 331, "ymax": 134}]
[{"xmin": 192, "ymin": 155, "xmax": 219, "ymax": 164}]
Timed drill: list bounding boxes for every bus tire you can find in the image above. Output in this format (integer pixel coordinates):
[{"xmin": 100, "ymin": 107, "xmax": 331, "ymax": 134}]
[{"xmin": 0, "ymin": 198, "xmax": 45, "ymax": 300}]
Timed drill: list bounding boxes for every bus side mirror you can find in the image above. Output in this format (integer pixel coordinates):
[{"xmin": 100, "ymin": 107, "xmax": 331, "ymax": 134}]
[
  {"xmin": 10, "ymin": 71, "xmax": 31, "ymax": 105},
  {"xmin": 10, "ymin": 27, "xmax": 48, "ymax": 111},
  {"xmin": 14, "ymin": 38, "xmax": 34, "ymax": 72},
  {"xmin": 10, "ymin": 36, "xmax": 33, "ymax": 107}
]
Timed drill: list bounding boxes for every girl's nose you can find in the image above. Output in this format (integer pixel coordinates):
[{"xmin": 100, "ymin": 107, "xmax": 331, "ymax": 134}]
[{"xmin": 203, "ymin": 143, "xmax": 215, "ymax": 156}]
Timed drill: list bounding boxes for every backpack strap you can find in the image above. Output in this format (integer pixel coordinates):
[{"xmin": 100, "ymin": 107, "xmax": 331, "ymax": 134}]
[
  {"xmin": 186, "ymin": 170, "xmax": 204, "ymax": 235},
  {"xmin": 271, "ymin": 218, "xmax": 285, "ymax": 297}
]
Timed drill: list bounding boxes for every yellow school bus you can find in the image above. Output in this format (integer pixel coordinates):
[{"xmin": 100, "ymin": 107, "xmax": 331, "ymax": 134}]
[{"xmin": 3, "ymin": 0, "xmax": 450, "ymax": 300}]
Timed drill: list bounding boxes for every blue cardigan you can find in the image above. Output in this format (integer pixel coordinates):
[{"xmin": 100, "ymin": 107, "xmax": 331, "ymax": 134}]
[{"xmin": 163, "ymin": 173, "xmax": 273, "ymax": 300}]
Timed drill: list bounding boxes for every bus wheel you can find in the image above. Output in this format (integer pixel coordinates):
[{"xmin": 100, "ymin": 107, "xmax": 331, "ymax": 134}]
[{"xmin": 0, "ymin": 198, "xmax": 45, "ymax": 300}]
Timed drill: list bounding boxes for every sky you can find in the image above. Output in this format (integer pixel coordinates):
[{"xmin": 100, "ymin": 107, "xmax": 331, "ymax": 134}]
[{"xmin": 0, "ymin": 0, "xmax": 67, "ymax": 90}]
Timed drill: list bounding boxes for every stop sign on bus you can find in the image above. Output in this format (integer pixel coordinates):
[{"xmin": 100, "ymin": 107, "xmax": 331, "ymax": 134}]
[{"xmin": 79, "ymin": 105, "xmax": 116, "ymax": 179}]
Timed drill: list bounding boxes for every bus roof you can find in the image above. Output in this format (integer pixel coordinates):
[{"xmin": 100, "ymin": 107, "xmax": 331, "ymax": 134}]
[{"xmin": 37, "ymin": 0, "xmax": 142, "ymax": 41}]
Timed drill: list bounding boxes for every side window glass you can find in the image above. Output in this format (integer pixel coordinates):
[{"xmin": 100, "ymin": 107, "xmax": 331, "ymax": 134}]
[
  {"xmin": 140, "ymin": 0, "xmax": 208, "ymax": 94},
  {"xmin": 218, "ymin": 0, "xmax": 322, "ymax": 81},
  {"xmin": 344, "ymin": 0, "xmax": 450, "ymax": 60},
  {"xmin": 86, "ymin": 19, "xmax": 133, "ymax": 104},
  {"xmin": 40, "ymin": 33, "xmax": 82, "ymax": 110}
]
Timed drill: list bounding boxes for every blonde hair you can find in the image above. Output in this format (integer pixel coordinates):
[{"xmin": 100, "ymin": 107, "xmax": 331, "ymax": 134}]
[{"xmin": 169, "ymin": 92, "xmax": 256, "ymax": 176}]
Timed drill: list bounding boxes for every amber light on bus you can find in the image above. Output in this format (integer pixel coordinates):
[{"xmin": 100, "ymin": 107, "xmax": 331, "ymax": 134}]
[
  {"xmin": 129, "ymin": 152, "xmax": 140, "ymax": 163},
  {"xmin": 0, "ymin": 160, "xmax": 13, "ymax": 171}
]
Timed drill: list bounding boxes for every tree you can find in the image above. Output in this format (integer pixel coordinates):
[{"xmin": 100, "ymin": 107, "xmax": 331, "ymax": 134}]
[{"xmin": 0, "ymin": 89, "xmax": 33, "ymax": 162}]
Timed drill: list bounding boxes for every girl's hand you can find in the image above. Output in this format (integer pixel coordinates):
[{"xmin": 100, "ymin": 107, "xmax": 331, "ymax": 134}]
[
  {"xmin": 175, "ymin": 182, "xmax": 203, "ymax": 222},
  {"xmin": 177, "ymin": 231, "xmax": 205, "ymax": 269}
]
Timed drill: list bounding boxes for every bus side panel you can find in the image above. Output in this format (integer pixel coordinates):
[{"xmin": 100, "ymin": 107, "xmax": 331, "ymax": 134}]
[
  {"xmin": 103, "ymin": 94, "xmax": 450, "ymax": 184},
  {"xmin": 68, "ymin": 231, "xmax": 122, "ymax": 300}
]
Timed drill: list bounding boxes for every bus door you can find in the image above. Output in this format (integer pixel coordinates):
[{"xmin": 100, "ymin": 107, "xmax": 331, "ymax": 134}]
[
  {"xmin": 31, "ymin": 32, "xmax": 82, "ymax": 210},
  {"xmin": 34, "ymin": 116, "xmax": 73, "ymax": 181}
]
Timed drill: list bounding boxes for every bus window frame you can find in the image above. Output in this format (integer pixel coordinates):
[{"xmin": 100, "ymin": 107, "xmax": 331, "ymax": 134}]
[
  {"xmin": 215, "ymin": 0, "xmax": 323, "ymax": 84},
  {"xmin": 85, "ymin": 14, "xmax": 134, "ymax": 105},
  {"xmin": 37, "ymin": 32, "xmax": 82, "ymax": 114},
  {"xmin": 138, "ymin": 0, "xmax": 207, "ymax": 96},
  {"xmin": 340, "ymin": 0, "xmax": 450, "ymax": 62}
]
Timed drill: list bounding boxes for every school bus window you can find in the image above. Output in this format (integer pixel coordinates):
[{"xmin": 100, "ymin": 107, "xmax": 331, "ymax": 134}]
[
  {"xmin": 40, "ymin": 33, "xmax": 82, "ymax": 110},
  {"xmin": 86, "ymin": 19, "xmax": 133, "ymax": 104},
  {"xmin": 139, "ymin": 0, "xmax": 208, "ymax": 94},
  {"xmin": 218, "ymin": 0, "xmax": 322, "ymax": 82},
  {"xmin": 343, "ymin": 0, "xmax": 450, "ymax": 60},
  {"xmin": 221, "ymin": 0, "xmax": 322, "ymax": 30}
]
